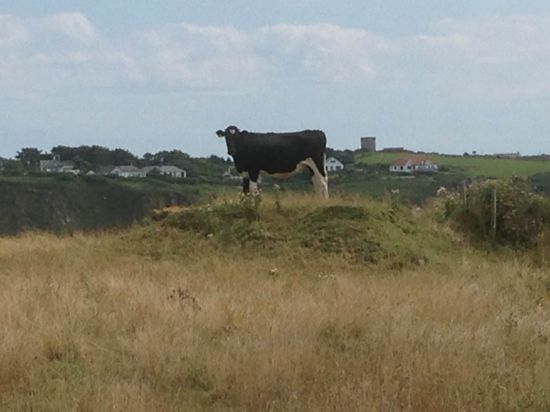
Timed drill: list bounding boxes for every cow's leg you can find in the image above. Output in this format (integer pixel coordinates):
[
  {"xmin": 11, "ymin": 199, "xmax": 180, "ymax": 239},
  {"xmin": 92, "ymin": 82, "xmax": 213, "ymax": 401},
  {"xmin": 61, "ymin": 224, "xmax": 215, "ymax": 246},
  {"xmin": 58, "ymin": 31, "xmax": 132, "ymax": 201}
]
[
  {"xmin": 248, "ymin": 171, "xmax": 260, "ymax": 196},
  {"xmin": 312, "ymin": 172, "xmax": 329, "ymax": 199},
  {"xmin": 315, "ymin": 154, "xmax": 329, "ymax": 199},
  {"xmin": 302, "ymin": 158, "xmax": 329, "ymax": 199},
  {"xmin": 242, "ymin": 177, "xmax": 250, "ymax": 194}
]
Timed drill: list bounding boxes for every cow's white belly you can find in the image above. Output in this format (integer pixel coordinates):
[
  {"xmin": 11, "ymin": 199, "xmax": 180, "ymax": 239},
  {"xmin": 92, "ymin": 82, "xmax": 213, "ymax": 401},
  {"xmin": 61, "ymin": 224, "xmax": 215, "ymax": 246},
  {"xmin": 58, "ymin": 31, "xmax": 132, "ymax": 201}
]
[
  {"xmin": 265, "ymin": 163, "xmax": 307, "ymax": 179},
  {"xmin": 241, "ymin": 157, "xmax": 323, "ymax": 180}
]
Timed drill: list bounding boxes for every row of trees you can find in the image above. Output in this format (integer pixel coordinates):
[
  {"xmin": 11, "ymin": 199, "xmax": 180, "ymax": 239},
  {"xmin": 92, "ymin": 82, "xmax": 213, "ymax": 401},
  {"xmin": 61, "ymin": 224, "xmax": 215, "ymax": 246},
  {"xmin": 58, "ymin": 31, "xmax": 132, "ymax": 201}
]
[{"xmin": 1, "ymin": 146, "xmax": 232, "ymax": 178}]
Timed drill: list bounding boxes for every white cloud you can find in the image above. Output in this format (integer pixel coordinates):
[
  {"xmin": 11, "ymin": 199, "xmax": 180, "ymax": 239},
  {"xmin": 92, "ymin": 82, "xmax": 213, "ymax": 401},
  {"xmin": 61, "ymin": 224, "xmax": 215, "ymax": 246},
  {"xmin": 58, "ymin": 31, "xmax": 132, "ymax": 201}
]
[
  {"xmin": 259, "ymin": 23, "xmax": 393, "ymax": 82},
  {"xmin": 133, "ymin": 22, "xmax": 394, "ymax": 89},
  {"xmin": 0, "ymin": 13, "xmax": 141, "ymax": 94},
  {"xmin": 0, "ymin": 15, "xmax": 28, "ymax": 48},
  {"xmin": 43, "ymin": 12, "xmax": 97, "ymax": 44},
  {"xmin": 136, "ymin": 23, "xmax": 263, "ymax": 89},
  {"xmin": 2, "ymin": 12, "xmax": 550, "ymax": 100},
  {"xmin": 2, "ymin": 14, "xmax": 396, "ymax": 94},
  {"xmin": 431, "ymin": 15, "xmax": 550, "ymax": 63},
  {"xmin": 409, "ymin": 15, "xmax": 550, "ymax": 99}
]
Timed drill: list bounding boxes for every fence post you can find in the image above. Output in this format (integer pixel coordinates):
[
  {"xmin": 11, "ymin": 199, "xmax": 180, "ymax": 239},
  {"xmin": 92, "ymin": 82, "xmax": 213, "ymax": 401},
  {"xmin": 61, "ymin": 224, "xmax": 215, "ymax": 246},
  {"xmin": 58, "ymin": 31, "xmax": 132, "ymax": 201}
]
[{"xmin": 491, "ymin": 187, "xmax": 497, "ymax": 240}]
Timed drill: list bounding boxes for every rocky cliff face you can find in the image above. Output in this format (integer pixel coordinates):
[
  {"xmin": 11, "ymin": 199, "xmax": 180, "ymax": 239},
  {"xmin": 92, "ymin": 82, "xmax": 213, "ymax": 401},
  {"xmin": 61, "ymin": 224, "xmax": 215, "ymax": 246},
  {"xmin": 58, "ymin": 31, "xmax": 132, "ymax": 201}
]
[{"xmin": 0, "ymin": 179, "xmax": 195, "ymax": 235}]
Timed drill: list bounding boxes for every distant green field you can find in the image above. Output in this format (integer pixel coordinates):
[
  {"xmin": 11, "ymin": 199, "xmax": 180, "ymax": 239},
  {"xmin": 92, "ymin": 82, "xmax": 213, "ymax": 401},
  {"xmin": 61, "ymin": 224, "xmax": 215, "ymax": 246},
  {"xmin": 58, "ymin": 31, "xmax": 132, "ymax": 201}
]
[{"xmin": 356, "ymin": 152, "xmax": 550, "ymax": 177}]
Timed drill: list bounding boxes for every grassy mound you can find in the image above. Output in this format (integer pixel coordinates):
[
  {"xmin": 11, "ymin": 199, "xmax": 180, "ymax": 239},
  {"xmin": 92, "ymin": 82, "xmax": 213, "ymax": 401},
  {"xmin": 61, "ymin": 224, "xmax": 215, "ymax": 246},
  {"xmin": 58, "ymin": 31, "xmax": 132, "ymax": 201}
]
[{"xmin": 150, "ymin": 193, "xmax": 455, "ymax": 268}]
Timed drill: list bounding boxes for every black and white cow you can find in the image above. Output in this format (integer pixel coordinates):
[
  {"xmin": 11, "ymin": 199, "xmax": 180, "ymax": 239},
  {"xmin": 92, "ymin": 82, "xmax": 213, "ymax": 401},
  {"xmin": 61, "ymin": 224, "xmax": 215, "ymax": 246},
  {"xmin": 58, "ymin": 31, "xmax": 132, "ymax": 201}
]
[{"xmin": 216, "ymin": 126, "xmax": 329, "ymax": 198}]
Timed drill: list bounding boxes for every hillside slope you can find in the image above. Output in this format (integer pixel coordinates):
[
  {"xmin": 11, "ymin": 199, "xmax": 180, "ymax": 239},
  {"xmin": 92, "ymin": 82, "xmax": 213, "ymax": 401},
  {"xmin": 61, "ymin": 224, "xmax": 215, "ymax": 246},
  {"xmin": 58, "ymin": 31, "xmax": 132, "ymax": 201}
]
[
  {"xmin": 0, "ymin": 178, "xmax": 196, "ymax": 235},
  {"xmin": 356, "ymin": 151, "xmax": 550, "ymax": 177}
]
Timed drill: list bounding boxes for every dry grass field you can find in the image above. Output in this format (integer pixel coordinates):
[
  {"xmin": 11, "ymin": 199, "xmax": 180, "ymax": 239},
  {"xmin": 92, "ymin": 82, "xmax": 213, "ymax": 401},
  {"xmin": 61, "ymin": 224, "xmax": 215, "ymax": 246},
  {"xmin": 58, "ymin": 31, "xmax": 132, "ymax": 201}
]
[{"xmin": 0, "ymin": 194, "xmax": 549, "ymax": 411}]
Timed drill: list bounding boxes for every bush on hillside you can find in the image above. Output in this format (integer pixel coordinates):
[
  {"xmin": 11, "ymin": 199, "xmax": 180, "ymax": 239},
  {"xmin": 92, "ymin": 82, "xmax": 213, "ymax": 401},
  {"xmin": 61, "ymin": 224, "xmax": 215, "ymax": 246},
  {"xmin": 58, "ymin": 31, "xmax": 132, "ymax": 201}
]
[
  {"xmin": 442, "ymin": 178, "xmax": 550, "ymax": 248},
  {"xmin": 1, "ymin": 160, "xmax": 25, "ymax": 176},
  {"xmin": 52, "ymin": 173, "xmax": 77, "ymax": 182},
  {"xmin": 82, "ymin": 174, "xmax": 109, "ymax": 184},
  {"xmin": 531, "ymin": 172, "xmax": 550, "ymax": 196}
]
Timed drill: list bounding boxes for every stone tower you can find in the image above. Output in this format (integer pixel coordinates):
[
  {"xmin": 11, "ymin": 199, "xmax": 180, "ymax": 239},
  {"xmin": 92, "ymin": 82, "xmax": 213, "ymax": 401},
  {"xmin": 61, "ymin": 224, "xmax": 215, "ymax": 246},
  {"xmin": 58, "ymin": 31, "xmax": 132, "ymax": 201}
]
[{"xmin": 361, "ymin": 137, "xmax": 376, "ymax": 152}]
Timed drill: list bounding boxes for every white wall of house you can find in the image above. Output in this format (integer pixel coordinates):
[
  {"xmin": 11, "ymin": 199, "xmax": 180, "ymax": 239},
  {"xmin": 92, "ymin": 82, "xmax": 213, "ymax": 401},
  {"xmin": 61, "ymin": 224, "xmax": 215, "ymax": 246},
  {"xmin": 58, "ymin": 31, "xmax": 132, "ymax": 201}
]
[
  {"xmin": 39, "ymin": 159, "xmax": 78, "ymax": 174},
  {"xmin": 142, "ymin": 166, "xmax": 187, "ymax": 178},
  {"xmin": 414, "ymin": 160, "xmax": 438, "ymax": 172},
  {"xmin": 389, "ymin": 160, "xmax": 414, "ymax": 173},
  {"xmin": 110, "ymin": 167, "xmax": 146, "ymax": 178},
  {"xmin": 326, "ymin": 157, "xmax": 344, "ymax": 172},
  {"xmin": 163, "ymin": 170, "xmax": 186, "ymax": 178},
  {"xmin": 389, "ymin": 159, "xmax": 438, "ymax": 173}
]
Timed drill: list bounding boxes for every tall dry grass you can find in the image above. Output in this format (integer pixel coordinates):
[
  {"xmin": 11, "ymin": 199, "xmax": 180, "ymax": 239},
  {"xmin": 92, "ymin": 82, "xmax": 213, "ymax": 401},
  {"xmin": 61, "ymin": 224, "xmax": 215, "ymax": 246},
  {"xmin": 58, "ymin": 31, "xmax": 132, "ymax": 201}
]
[{"xmin": 0, "ymin": 196, "xmax": 549, "ymax": 411}]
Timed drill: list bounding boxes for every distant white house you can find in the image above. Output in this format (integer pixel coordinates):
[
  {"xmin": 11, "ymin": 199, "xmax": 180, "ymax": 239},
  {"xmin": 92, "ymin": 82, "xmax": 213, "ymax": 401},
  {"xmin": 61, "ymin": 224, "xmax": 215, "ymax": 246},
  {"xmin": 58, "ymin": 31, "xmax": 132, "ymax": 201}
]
[
  {"xmin": 494, "ymin": 152, "xmax": 521, "ymax": 159},
  {"xmin": 326, "ymin": 157, "xmax": 344, "ymax": 172},
  {"xmin": 142, "ymin": 165, "xmax": 187, "ymax": 178},
  {"xmin": 108, "ymin": 165, "xmax": 146, "ymax": 178},
  {"xmin": 389, "ymin": 157, "xmax": 439, "ymax": 174},
  {"xmin": 222, "ymin": 166, "xmax": 242, "ymax": 181},
  {"xmin": 39, "ymin": 154, "xmax": 79, "ymax": 175}
]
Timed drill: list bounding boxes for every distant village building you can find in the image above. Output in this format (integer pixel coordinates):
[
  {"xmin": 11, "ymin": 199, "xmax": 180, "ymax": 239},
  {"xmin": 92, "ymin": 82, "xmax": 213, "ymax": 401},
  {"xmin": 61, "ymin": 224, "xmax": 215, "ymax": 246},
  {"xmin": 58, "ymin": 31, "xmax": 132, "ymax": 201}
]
[
  {"xmin": 222, "ymin": 166, "xmax": 242, "ymax": 181},
  {"xmin": 102, "ymin": 165, "xmax": 186, "ymax": 178},
  {"xmin": 39, "ymin": 154, "xmax": 79, "ymax": 175},
  {"xmin": 108, "ymin": 165, "xmax": 146, "ymax": 178},
  {"xmin": 389, "ymin": 157, "xmax": 439, "ymax": 174},
  {"xmin": 494, "ymin": 152, "xmax": 521, "ymax": 159},
  {"xmin": 382, "ymin": 147, "xmax": 406, "ymax": 153},
  {"xmin": 142, "ymin": 165, "xmax": 187, "ymax": 178},
  {"xmin": 326, "ymin": 157, "xmax": 344, "ymax": 172},
  {"xmin": 360, "ymin": 137, "xmax": 376, "ymax": 152}
]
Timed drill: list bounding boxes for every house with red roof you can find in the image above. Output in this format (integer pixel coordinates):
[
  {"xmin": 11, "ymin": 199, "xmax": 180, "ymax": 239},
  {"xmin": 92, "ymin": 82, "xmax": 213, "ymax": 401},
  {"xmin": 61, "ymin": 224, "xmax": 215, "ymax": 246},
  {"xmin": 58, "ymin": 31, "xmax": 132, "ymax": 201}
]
[{"xmin": 389, "ymin": 156, "xmax": 439, "ymax": 174}]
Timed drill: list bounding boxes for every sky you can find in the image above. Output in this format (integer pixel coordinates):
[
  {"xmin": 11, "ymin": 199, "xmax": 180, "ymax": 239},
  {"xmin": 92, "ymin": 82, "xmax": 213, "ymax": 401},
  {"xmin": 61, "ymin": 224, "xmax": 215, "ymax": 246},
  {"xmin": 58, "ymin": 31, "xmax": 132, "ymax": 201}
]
[{"xmin": 1, "ymin": 1, "xmax": 550, "ymax": 158}]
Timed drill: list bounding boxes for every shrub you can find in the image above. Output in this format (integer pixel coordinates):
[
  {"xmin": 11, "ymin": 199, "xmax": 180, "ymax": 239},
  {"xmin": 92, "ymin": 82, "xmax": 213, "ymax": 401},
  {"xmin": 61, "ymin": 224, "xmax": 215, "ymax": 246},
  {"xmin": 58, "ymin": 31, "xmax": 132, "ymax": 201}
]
[
  {"xmin": 82, "ymin": 174, "xmax": 108, "ymax": 184},
  {"xmin": 1, "ymin": 160, "xmax": 25, "ymax": 176},
  {"xmin": 443, "ymin": 178, "xmax": 550, "ymax": 248},
  {"xmin": 52, "ymin": 173, "xmax": 77, "ymax": 182}
]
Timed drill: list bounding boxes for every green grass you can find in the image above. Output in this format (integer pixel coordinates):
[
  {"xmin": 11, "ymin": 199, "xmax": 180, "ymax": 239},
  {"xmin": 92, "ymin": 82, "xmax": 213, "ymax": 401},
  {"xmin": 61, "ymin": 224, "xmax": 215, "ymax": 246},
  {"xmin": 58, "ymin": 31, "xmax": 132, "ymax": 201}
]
[
  {"xmin": 356, "ymin": 152, "xmax": 550, "ymax": 177},
  {"xmin": 151, "ymin": 193, "xmax": 456, "ymax": 269},
  {"xmin": 327, "ymin": 172, "xmax": 464, "ymax": 203}
]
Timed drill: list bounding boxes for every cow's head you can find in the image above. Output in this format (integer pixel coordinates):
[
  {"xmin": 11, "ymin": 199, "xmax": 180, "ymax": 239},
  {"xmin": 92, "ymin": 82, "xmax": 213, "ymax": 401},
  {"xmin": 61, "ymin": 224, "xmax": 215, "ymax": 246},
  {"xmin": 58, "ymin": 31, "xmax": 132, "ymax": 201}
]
[
  {"xmin": 216, "ymin": 125, "xmax": 240, "ymax": 156},
  {"xmin": 216, "ymin": 125, "xmax": 240, "ymax": 138}
]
